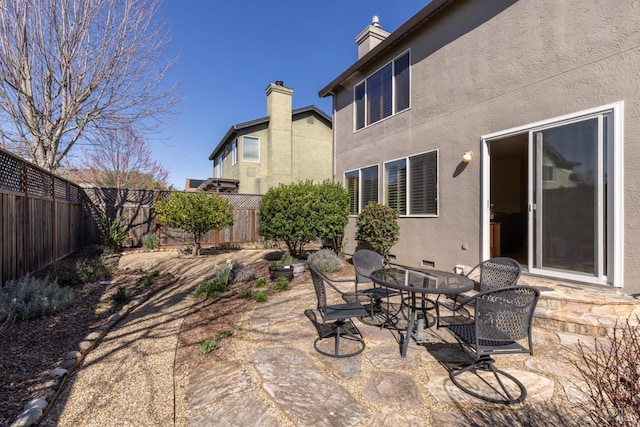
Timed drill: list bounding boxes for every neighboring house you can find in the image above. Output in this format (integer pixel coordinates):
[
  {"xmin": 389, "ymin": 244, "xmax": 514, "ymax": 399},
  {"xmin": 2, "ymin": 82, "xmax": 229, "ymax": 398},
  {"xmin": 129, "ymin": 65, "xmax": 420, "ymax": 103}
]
[
  {"xmin": 319, "ymin": 0, "xmax": 639, "ymax": 294},
  {"xmin": 208, "ymin": 81, "xmax": 333, "ymax": 194}
]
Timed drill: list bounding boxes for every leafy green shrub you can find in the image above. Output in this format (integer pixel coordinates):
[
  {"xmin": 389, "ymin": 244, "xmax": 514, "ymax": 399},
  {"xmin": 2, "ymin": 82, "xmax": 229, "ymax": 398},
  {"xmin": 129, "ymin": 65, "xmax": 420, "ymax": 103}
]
[
  {"xmin": 141, "ymin": 233, "xmax": 158, "ymax": 250},
  {"xmin": 51, "ymin": 262, "xmax": 80, "ymax": 286},
  {"xmin": 199, "ymin": 338, "xmax": 218, "ymax": 355},
  {"xmin": 258, "ymin": 180, "xmax": 349, "ymax": 258},
  {"xmin": 199, "ymin": 330, "xmax": 233, "ymax": 355},
  {"xmin": 254, "ymin": 277, "xmax": 268, "ymax": 288},
  {"xmin": 154, "ymin": 192, "xmax": 234, "ymax": 256},
  {"xmin": 193, "ymin": 278, "xmax": 227, "ymax": 299},
  {"xmin": 355, "ymin": 201, "xmax": 400, "ymax": 257},
  {"xmin": 51, "ymin": 256, "xmax": 108, "ymax": 286},
  {"xmin": 112, "ymin": 286, "xmax": 131, "ymax": 303},
  {"xmin": 252, "ymin": 291, "xmax": 268, "ymax": 303},
  {"xmin": 307, "ymin": 248, "xmax": 344, "ymax": 272},
  {"xmin": 274, "ymin": 277, "xmax": 291, "ymax": 291},
  {"xmin": 101, "ymin": 217, "xmax": 128, "ymax": 252},
  {"xmin": 0, "ymin": 275, "xmax": 75, "ymax": 325},
  {"xmin": 138, "ymin": 270, "xmax": 160, "ymax": 287}
]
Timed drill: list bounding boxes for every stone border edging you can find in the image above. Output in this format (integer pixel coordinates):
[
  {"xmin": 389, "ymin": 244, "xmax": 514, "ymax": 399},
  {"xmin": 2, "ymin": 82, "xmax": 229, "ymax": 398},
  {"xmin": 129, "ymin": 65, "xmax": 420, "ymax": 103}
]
[{"xmin": 9, "ymin": 275, "xmax": 180, "ymax": 427}]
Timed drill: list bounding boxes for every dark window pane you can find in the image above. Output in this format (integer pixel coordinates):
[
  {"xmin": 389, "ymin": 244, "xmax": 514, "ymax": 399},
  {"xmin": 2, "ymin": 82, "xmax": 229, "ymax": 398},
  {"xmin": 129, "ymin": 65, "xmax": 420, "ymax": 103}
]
[
  {"xmin": 367, "ymin": 64, "xmax": 392, "ymax": 125},
  {"xmin": 345, "ymin": 170, "xmax": 359, "ymax": 214},
  {"xmin": 394, "ymin": 53, "xmax": 410, "ymax": 112},
  {"xmin": 410, "ymin": 151, "xmax": 438, "ymax": 215},
  {"xmin": 385, "ymin": 159, "xmax": 407, "ymax": 215},
  {"xmin": 355, "ymin": 83, "xmax": 365, "ymax": 130},
  {"xmin": 361, "ymin": 165, "xmax": 379, "ymax": 207}
]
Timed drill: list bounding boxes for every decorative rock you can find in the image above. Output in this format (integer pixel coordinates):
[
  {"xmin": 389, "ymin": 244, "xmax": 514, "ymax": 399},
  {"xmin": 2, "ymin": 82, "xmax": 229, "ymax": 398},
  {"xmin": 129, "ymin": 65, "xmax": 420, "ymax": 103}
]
[
  {"xmin": 85, "ymin": 331, "xmax": 102, "ymax": 341},
  {"xmin": 38, "ymin": 388, "xmax": 57, "ymax": 401},
  {"xmin": 64, "ymin": 351, "xmax": 81, "ymax": 360},
  {"xmin": 10, "ymin": 407, "xmax": 42, "ymax": 427},
  {"xmin": 24, "ymin": 398, "xmax": 48, "ymax": 411},
  {"xmin": 78, "ymin": 341, "xmax": 92, "ymax": 353},
  {"xmin": 51, "ymin": 368, "xmax": 68, "ymax": 378},
  {"xmin": 108, "ymin": 312, "xmax": 123, "ymax": 324},
  {"xmin": 60, "ymin": 358, "xmax": 77, "ymax": 370}
]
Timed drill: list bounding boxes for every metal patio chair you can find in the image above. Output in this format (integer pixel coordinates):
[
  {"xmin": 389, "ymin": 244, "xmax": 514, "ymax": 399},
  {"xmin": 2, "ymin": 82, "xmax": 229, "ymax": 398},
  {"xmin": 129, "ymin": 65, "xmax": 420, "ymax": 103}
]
[
  {"xmin": 351, "ymin": 249, "xmax": 402, "ymax": 327},
  {"xmin": 444, "ymin": 285, "xmax": 540, "ymax": 404},
  {"xmin": 305, "ymin": 264, "xmax": 370, "ymax": 358},
  {"xmin": 436, "ymin": 257, "xmax": 521, "ymax": 328}
]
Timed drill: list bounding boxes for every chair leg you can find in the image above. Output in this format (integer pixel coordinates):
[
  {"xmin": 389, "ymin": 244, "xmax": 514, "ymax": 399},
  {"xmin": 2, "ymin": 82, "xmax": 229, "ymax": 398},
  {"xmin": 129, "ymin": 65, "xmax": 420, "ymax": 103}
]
[
  {"xmin": 449, "ymin": 358, "xmax": 527, "ymax": 404},
  {"xmin": 312, "ymin": 319, "xmax": 366, "ymax": 358}
]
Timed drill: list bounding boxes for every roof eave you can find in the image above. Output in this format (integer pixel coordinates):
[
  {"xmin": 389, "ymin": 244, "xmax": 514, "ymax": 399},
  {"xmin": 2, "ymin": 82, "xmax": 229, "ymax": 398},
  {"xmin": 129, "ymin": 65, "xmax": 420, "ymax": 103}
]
[{"xmin": 318, "ymin": 0, "xmax": 456, "ymax": 98}]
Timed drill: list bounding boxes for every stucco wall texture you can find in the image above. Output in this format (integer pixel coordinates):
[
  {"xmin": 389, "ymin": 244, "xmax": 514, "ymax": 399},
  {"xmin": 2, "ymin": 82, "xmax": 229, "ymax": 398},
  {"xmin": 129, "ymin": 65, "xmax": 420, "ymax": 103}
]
[{"xmin": 331, "ymin": 0, "xmax": 640, "ymax": 292}]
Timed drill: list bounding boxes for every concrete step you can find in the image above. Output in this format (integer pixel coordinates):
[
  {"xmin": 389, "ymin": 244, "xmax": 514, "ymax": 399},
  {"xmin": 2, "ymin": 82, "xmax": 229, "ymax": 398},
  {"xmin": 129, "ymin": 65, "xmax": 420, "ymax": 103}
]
[{"xmin": 519, "ymin": 276, "xmax": 640, "ymax": 337}]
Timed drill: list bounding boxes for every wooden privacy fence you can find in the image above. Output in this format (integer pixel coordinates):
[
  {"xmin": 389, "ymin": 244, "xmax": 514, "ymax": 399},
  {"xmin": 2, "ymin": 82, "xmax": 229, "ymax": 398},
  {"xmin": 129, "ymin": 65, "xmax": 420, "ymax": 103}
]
[
  {"xmin": 1, "ymin": 148, "xmax": 83, "ymax": 285},
  {"xmin": 82, "ymin": 188, "xmax": 263, "ymax": 248}
]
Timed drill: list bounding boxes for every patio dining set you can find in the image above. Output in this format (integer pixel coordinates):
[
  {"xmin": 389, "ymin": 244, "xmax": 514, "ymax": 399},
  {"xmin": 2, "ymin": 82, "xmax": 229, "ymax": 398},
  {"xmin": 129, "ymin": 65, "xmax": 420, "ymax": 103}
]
[{"xmin": 305, "ymin": 250, "xmax": 540, "ymax": 405}]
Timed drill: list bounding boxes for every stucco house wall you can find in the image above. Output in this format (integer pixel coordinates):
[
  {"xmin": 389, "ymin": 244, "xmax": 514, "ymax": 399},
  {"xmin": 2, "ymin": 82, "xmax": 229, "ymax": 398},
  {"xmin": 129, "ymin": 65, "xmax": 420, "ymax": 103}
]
[
  {"xmin": 210, "ymin": 82, "xmax": 333, "ymax": 194},
  {"xmin": 322, "ymin": 0, "xmax": 640, "ymax": 293}
]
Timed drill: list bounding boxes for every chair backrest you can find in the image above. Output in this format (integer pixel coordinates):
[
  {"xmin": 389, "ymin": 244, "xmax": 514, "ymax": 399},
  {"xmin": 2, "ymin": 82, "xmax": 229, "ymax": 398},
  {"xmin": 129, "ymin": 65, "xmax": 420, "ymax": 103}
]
[
  {"xmin": 478, "ymin": 257, "xmax": 521, "ymax": 291},
  {"xmin": 308, "ymin": 264, "xmax": 329, "ymax": 314},
  {"xmin": 352, "ymin": 249, "xmax": 386, "ymax": 286},
  {"xmin": 474, "ymin": 286, "xmax": 539, "ymax": 353}
]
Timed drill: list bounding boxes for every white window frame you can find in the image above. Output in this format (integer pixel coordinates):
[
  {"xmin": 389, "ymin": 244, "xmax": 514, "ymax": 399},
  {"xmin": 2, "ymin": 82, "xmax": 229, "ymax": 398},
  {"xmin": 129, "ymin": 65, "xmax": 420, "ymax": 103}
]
[
  {"xmin": 383, "ymin": 149, "xmax": 439, "ymax": 217},
  {"xmin": 354, "ymin": 50, "xmax": 411, "ymax": 131},
  {"xmin": 231, "ymin": 140, "xmax": 237, "ymax": 165},
  {"xmin": 344, "ymin": 164, "xmax": 379, "ymax": 215},
  {"xmin": 242, "ymin": 135, "xmax": 260, "ymax": 163},
  {"xmin": 480, "ymin": 101, "xmax": 624, "ymax": 287},
  {"xmin": 215, "ymin": 156, "xmax": 223, "ymax": 178}
]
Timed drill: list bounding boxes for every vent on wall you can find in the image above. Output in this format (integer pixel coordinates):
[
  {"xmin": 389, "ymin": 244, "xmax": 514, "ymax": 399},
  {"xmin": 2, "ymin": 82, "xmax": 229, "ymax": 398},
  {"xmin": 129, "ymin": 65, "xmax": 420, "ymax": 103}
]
[{"xmin": 421, "ymin": 260, "xmax": 435, "ymax": 268}]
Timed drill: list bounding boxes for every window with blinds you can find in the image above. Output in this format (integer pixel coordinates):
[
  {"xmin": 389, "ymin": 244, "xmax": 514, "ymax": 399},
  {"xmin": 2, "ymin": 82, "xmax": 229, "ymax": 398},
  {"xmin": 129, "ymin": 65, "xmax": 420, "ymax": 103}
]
[
  {"xmin": 344, "ymin": 165, "xmax": 379, "ymax": 215},
  {"xmin": 381, "ymin": 151, "xmax": 438, "ymax": 216},
  {"xmin": 354, "ymin": 51, "xmax": 410, "ymax": 130},
  {"xmin": 384, "ymin": 158, "xmax": 407, "ymax": 215}
]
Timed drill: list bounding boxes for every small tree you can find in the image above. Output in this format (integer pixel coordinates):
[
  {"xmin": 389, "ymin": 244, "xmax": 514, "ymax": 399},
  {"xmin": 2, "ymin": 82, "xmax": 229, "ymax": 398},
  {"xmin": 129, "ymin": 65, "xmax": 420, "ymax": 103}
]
[
  {"xmin": 154, "ymin": 192, "xmax": 234, "ymax": 256},
  {"xmin": 355, "ymin": 201, "xmax": 400, "ymax": 257}
]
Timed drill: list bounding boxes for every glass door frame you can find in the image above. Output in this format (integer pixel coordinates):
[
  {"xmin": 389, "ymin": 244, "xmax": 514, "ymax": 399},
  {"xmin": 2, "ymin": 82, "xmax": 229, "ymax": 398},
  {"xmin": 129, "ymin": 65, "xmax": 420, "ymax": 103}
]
[{"xmin": 480, "ymin": 101, "xmax": 624, "ymax": 287}]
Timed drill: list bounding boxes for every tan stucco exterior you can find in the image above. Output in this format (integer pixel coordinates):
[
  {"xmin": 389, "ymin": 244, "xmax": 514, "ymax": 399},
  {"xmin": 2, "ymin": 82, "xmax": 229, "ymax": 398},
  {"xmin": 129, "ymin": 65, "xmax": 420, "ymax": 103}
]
[
  {"xmin": 321, "ymin": 0, "xmax": 640, "ymax": 293},
  {"xmin": 210, "ymin": 82, "xmax": 332, "ymax": 194}
]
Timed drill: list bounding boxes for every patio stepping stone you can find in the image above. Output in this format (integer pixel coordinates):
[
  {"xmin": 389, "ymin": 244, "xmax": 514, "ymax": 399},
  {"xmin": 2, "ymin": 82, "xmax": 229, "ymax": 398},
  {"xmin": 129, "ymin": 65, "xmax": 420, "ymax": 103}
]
[
  {"xmin": 362, "ymin": 371, "xmax": 422, "ymax": 407},
  {"xmin": 251, "ymin": 347, "xmax": 368, "ymax": 426},
  {"xmin": 188, "ymin": 394, "xmax": 281, "ymax": 427},
  {"xmin": 186, "ymin": 362, "xmax": 254, "ymax": 414}
]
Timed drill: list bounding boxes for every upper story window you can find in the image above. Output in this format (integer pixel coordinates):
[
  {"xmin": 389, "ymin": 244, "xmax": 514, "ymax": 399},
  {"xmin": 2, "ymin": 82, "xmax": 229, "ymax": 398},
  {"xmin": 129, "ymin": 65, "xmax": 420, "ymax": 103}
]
[
  {"xmin": 231, "ymin": 140, "xmax": 238, "ymax": 165},
  {"xmin": 243, "ymin": 136, "xmax": 260, "ymax": 162},
  {"xmin": 384, "ymin": 150, "xmax": 438, "ymax": 216},
  {"xmin": 215, "ymin": 156, "xmax": 223, "ymax": 178},
  {"xmin": 354, "ymin": 51, "xmax": 410, "ymax": 130},
  {"xmin": 344, "ymin": 165, "xmax": 379, "ymax": 215}
]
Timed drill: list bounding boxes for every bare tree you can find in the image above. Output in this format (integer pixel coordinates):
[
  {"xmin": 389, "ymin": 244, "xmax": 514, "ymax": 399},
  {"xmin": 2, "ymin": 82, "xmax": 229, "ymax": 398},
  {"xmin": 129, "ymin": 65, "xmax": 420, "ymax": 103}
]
[
  {"xmin": 0, "ymin": 0, "xmax": 179, "ymax": 171},
  {"xmin": 72, "ymin": 123, "xmax": 170, "ymax": 189}
]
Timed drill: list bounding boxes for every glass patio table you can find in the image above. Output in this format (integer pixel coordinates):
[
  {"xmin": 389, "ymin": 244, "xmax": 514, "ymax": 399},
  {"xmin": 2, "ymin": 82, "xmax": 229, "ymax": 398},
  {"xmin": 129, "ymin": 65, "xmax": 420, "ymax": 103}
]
[{"xmin": 370, "ymin": 267, "xmax": 474, "ymax": 357}]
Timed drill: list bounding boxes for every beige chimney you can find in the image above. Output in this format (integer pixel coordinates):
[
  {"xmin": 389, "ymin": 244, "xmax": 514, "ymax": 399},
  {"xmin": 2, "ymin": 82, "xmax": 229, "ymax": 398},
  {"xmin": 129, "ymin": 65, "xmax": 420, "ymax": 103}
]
[
  {"xmin": 355, "ymin": 16, "xmax": 390, "ymax": 59},
  {"xmin": 265, "ymin": 81, "xmax": 294, "ymax": 179}
]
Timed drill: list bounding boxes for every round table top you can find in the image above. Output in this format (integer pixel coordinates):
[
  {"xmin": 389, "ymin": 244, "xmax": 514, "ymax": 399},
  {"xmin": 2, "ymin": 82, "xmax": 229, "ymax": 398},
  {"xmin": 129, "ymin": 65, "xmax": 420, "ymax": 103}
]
[{"xmin": 370, "ymin": 267, "xmax": 474, "ymax": 295}]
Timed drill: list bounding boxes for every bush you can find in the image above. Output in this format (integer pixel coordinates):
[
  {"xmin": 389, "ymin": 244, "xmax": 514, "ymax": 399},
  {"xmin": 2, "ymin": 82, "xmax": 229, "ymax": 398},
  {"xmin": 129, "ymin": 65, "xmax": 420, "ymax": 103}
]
[
  {"xmin": 101, "ymin": 217, "xmax": 128, "ymax": 252},
  {"xmin": 258, "ymin": 180, "xmax": 349, "ymax": 258},
  {"xmin": 0, "ymin": 275, "xmax": 75, "ymax": 326},
  {"xmin": 572, "ymin": 315, "xmax": 640, "ymax": 426},
  {"xmin": 230, "ymin": 263, "xmax": 256, "ymax": 284},
  {"xmin": 237, "ymin": 288, "xmax": 254, "ymax": 299},
  {"xmin": 307, "ymin": 248, "xmax": 344, "ymax": 272},
  {"xmin": 355, "ymin": 201, "xmax": 400, "ymax": 257},
  {"xmin": 252, "ymin": 291, "xmax": 268, "ymax": 303},
  {"xmin": 112, "ymin": 286, "xmax": 131, "ymax": 303},
  {"xmin": 51, "ymin": 256, "xmax": 109, "ymax": 286},
  {"xmin": 274, "ymin": 277, "xmax": 291, "ymax": 291},
  {"xmin": 193, "ymin": 278, "xmax": 227, "ymax": 299},
  {"xmin": 254, "ymin": 277, "xmax": 268, "ymax": 288},
  {"xmin": 141, "ymin": 233, "xmax": 158, "ymax": 250}
]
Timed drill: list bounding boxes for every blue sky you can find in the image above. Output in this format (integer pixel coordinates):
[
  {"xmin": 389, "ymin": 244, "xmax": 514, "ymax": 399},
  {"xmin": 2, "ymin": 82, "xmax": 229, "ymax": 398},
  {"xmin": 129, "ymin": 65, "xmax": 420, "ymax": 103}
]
[{"xmin": 154, "ymin": 1, "xmax": 428, "ymax": 189}]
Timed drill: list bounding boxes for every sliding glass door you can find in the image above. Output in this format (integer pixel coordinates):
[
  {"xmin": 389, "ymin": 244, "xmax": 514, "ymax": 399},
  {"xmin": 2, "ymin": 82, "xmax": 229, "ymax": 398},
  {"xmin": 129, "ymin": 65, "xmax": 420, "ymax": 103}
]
[{"xmin": 529, "ymin": 113, "xmax": 610, "ymax": 281}]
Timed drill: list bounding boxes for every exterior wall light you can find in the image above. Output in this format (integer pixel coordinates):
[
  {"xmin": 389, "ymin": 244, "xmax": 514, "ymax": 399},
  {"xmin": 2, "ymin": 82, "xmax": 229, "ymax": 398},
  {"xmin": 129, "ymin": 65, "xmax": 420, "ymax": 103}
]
[{"xmin": 462, "ymin": 151, "xmax": 473, "ymax": 163}]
